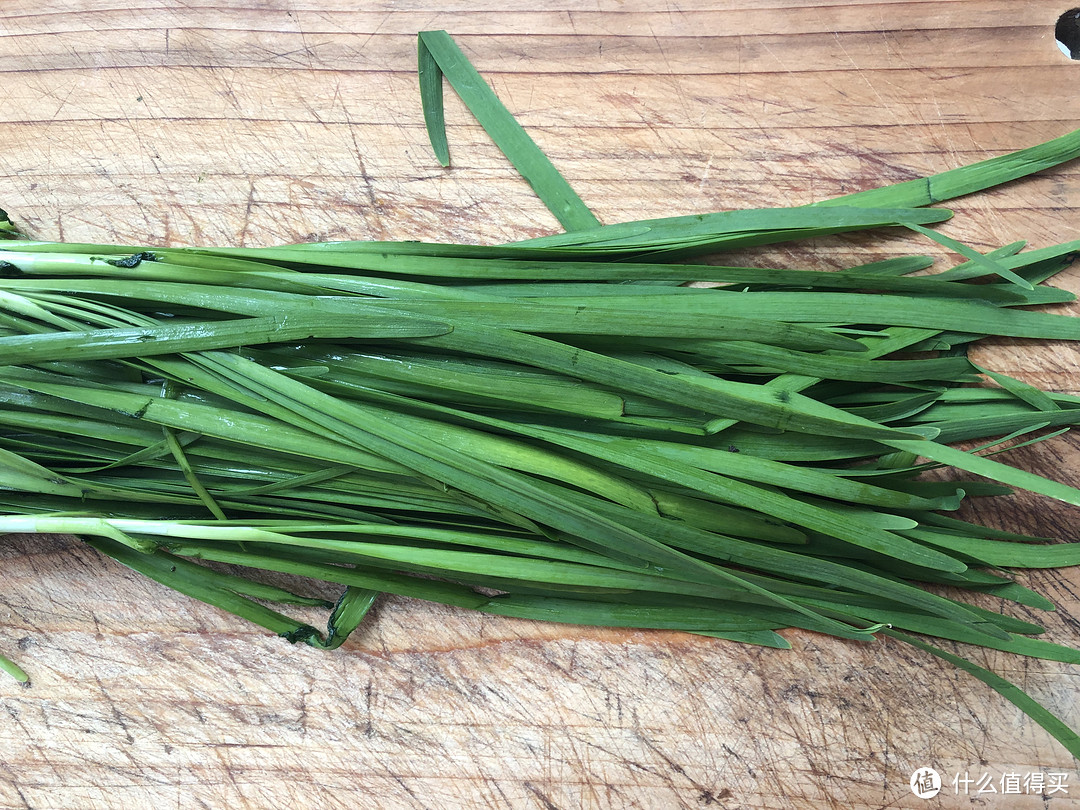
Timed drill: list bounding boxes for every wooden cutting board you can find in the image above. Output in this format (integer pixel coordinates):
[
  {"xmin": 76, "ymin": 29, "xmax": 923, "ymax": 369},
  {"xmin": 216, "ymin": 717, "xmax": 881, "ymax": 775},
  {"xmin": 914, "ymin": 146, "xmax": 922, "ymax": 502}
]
[{"xmin": 3, "ymin": 1, "xmax": 1080, "ymax": 807}]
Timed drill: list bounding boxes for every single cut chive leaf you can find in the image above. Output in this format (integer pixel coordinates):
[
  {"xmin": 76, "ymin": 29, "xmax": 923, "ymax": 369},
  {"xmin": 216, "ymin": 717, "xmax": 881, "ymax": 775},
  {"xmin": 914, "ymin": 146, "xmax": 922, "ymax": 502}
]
[
  {"xmin": 906, "ymin": 223, "xmax": 1035, "ymax": 290},
  {"xmin": 886, "ymin": 630, "xmax": 1080, "ymax": 760},
  {"xmin": 0, "ymin": 651, "xmax": 29, "ymax": 684}
]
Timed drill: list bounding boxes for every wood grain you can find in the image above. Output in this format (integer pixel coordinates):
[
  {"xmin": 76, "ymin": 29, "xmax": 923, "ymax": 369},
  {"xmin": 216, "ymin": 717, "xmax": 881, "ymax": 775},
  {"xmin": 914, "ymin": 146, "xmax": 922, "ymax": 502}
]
[{"xmin": 3, "ymin": 1, "xmax": 1080, "ymax": 807}]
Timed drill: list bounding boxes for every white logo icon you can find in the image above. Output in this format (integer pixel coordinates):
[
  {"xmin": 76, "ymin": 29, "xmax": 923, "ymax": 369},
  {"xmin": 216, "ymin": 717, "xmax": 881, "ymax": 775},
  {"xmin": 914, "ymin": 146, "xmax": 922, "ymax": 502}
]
[{"xmin": 911, "ymin": 767, "xmax": 942, "ymax": 799}]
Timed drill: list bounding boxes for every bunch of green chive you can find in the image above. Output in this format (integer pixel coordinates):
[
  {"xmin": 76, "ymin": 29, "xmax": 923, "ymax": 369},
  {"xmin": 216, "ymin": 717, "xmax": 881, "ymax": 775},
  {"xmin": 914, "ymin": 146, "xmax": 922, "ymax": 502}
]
[{"xmin": 1, "ymin": 30, "xmax": 1080, "ymax": 758}]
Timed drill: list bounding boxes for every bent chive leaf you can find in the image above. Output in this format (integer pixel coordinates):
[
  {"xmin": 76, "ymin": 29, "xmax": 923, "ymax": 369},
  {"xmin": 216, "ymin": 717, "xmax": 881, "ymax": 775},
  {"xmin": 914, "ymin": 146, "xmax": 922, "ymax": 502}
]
[{"xmin": 417, "ymin": 30, "xmax": 599, "ymax": 232}]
